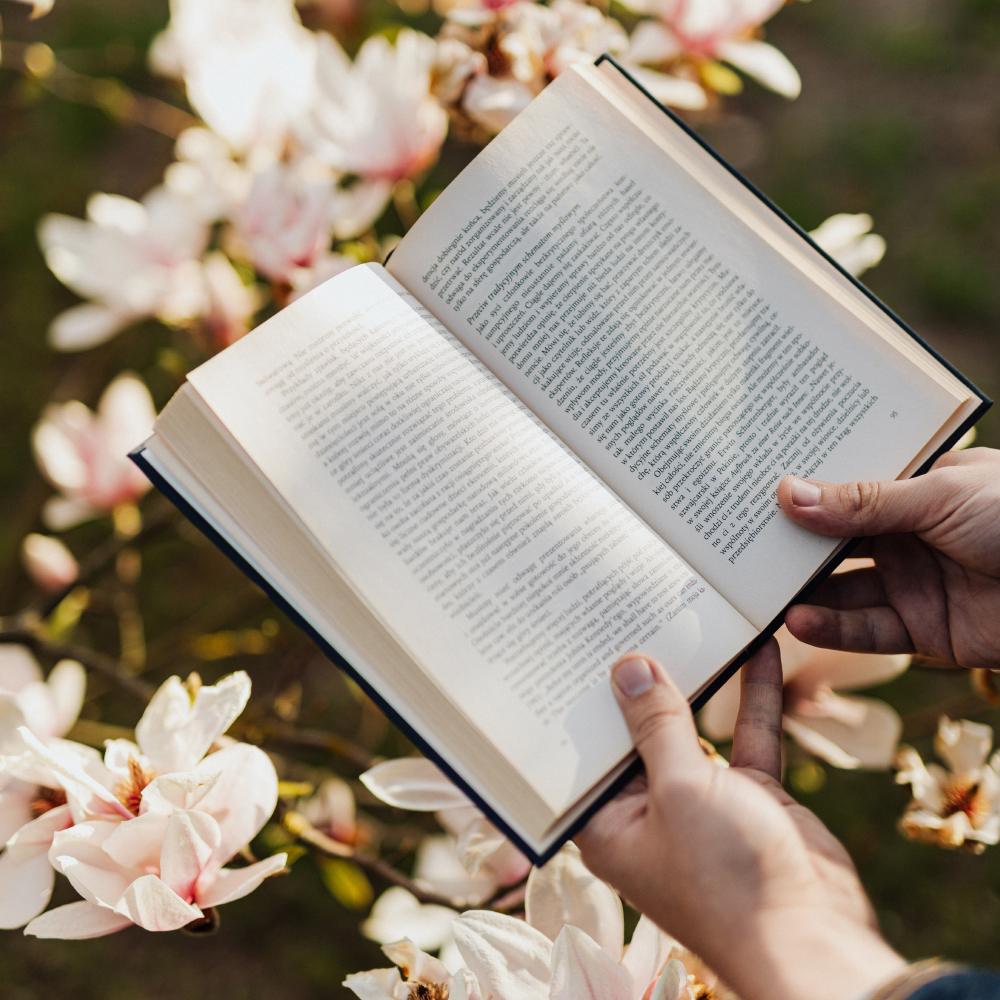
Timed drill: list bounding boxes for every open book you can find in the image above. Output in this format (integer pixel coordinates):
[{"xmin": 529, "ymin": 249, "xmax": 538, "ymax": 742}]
[{"xmin": 132, "ymin": 58, "xmax": 989, "ymax": 864}]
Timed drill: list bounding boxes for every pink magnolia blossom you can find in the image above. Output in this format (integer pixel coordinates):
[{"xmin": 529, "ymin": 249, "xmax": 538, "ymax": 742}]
[
  {"xmin": 619, "ymin": 0, "xmax": 800, "ymax": 99},
  {"xmin": 305, "ymin": 29, "xmax": 448, "ymax": 209},
  {"xmin": 701, "ymin": 562, "xmax": 910, "ymax": 769},
  {"xmin": 436, "ymin": 0, "xmax": 522, "ymax": 28},
  {"xmin": 0, "ymin": 647, "xmax": 85, "ymax": 929},
  {"xmin": 39, "ymin": 188, "xmax": 210, "ymax": 351},
  {"xmin": 21, "ymin": 534, "xmax": 79, "ymax": 594},
  {"xmin": 233, "ymin": 165, "xmax": 334, "ymax": 284},
  {"xmin": 345, "ymin": 938, "xmax": 483, "ymax": 999},
  {"xmin": 164, "ymin": 128, "xmax": 253, "ymax": 224},
  {"xmin": 32, "ymin": 374, "xmax": 156, "ymax": 531},
  {"xmin": 150, "ymin": 0, "xmax": 317, "ymax": 154},
  {"xmin": 197, "ymin": 252, "xmax": 262, "ymax": 349},
  {"xmin": 1, "ymin": 670, "xmax": 284, "ymax": 938}
]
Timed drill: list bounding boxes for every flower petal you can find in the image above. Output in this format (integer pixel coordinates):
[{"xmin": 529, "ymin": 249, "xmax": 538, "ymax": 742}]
[
  {"xmin": 936, "ymin": 717, "xmax": 993, "ymax": 777},
  {"xmin": 715, "ymin": 39, "xmax": 800, "ymax": 99},
  {"xmin": 160, "ymin": 809, "xmax": 221, "ymax": 901},
  {"xmin": 5, "ymin": 803, "xmax": 72, "ymax": 862},
  {"xmin": 52, "ymin": 824, "xmax": 140, "ymax": 908},
  {"xmin": 786, "ymin": 697, "xmax": 901, "ymax": 770},
  {"xmin": 621, "ymin": 68, "xmax": 708, "ymax": 110},
  {"xmin": 0, "ymin": 645, "xmax": 43, "ymax": 695},
  {"xmin": 197, "ymin": 853, "xmax": 287, "ymax": 907},
  {"xmin": 362, "ymin": 886, "xmax": 458, "ymax": 951},
  {"xmin": 102, "ymin": 811, "xmax": 170, "ymax": 871},
  {"xmin": 47, "ymin": 660, "xmax": 86, "ymax": 738},
  {"xmin": 0, "ymin": 781, "xmax": 35, "ymax": 843},
  {"xmin": 414, "ymin": 834, "xmax": 497, "ymax": 906},
  {"xmin": 114, "ymin": 873, "xmax": 204, "ymax": 931},
  {"xmin": 650, "ymin": 958, "xmax": 687, "ymax": 1000},
  {"xmin": 0, "ymin": 850, "xmax": 55, "ymax": 929},
  {"xmin": 461, "ymin": 75, "xmax": 535, "ymax": 134},
  {"xmin": 361, "ymin": 758, "xmax": 471, "ymax": 811},
  {"xmin": 451, "ymin": 967, "xmax": 483, "ymax": 1000},
  {"xmin": 455, "ymin": 814, "xmax": 507, "ymax": 876},
  {"xmin": 136, "ymin": 671, "xmax": 250, "ymax": 774},
  {"xmin": 621, "ymin": 915, "xmax": 676, "ymax": 999},
  {"xmin": 48, "ymin": 304, "xmax": 135, "ymax": 352},
  {"xmin": 526, "ymin": 843, "xmax": 623, "ymax": 962},
  {"xmin": 781, "ymin": 715, "xmax": 861, "ymax": 770},
  {"xmin": 342, "ymin": 967, "xmax": 405, "ymax": 1000},
  {"xmin": 25, "ymin": 900, "xmax": 134, "ymax": 939},
  {"xmin": 382, "ymin": 937, "xmax": 453, "ymax": 987},
  {"xmin": 452, "ymin": 910, "xmax": 552, "ymax": 1000},
  {"xmin": 549, "ymin": 924, "xmax": 632, "ymax": 1000}
]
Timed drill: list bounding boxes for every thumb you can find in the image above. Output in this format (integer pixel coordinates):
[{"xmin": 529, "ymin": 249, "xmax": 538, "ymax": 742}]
[
  {"xmin": 610, "ymin": 654, "xmax": 706, "ymax": 783},
  {"xmin": 777, "ymin": 473, "xmax": 945, "ymax": 538}
]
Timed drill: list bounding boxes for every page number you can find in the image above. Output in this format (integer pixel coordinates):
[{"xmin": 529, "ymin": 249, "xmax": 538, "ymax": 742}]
[{"xmin": 890, "ymin": 410, "xmax": 898, "ymax": 418}]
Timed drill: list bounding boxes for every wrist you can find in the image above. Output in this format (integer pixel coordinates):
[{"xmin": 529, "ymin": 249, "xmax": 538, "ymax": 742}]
[{"xmin": 709, "ymin": 908, "xmax": 906, "ymax": 1000}]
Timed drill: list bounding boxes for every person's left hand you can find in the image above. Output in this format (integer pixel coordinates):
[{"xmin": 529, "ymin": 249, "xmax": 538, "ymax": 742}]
[{"xmin": 577, "ymin": 642, "xmax": 905, "ymax": 1000}]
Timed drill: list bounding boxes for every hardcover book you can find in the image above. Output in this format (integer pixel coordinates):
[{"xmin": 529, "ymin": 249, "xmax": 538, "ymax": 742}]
[{"xmin": 131, "ymin": 58, "xmax": 989, "ymax": 864}]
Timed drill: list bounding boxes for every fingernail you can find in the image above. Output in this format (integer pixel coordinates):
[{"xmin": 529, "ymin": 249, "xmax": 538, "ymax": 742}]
[
  {"xmin": 613, "ymin": 657, "xmax": 654, "ymax": 698},
  {"xmin": 789, "ymin": 477, "xmax": 822, "ymax": 508}
]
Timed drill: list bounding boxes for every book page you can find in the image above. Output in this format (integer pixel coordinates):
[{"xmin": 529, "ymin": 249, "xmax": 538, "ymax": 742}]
[
  {"xmin": 185, "ymin": 265, "xmax": 757, "ymax": 814},
  {"xmin": 387, "ymin": 66, "xmax": 964, "ymax": 629}
]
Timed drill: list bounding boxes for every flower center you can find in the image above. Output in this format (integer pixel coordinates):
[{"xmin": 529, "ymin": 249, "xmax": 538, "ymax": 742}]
[
  {"xmin": 410, "ymin": 986, "xmax": 448, "ymax": 1000},
  {"xmin": 31, "ymin": 786, "xmax": 68, "ymax": 818},
  {"xmin": 941, "ymin": 778, "xmax": 989, "ymax": 826},
  {"xmin": 115, "ymin": 755, "xmax": 155, "ymax": 815}
]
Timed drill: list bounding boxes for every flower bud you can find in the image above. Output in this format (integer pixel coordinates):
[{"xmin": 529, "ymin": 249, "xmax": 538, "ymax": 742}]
[{"xmin": 21, "ymin": 533, "xmax": 79, "ymax": 593}]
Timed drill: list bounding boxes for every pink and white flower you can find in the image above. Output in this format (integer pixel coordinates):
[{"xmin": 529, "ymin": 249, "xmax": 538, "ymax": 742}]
[
  {"xmin": 163, "ymin": 128, "xmax": 253, "ymax": 224},
  {"xmin": 809, "ymin": 213, "xmax": 887, "ymax": 278},
  {"xmin": 618, "ymin": 0, "xmax": 801, "ymax": 100},
  {"xmin": 2, "ymin": 670, "xmax": 283, "ymax": 938},
  {"xmin": 150, "ymin": 0, "xmax": 318, "ymax": 155},
  {"xmin": 701, "ymin": 562, "xmax": 910, "ymax": 769},
  {"xmin": 39, "ymin": 188, "xmax": 210, "ymax": 351},
  {"xmin": 345, "ymin": 937, "xmax": 483, "ymax": 999},
  {"xmin": 0, "ymin": 647, "xmax": 85, "ymax": 929},
  {"xmin": 32, "ymin": 374, "xmax": 156, "ymax": 531},
  {"xmin": 21, "ymin": 534, "xmax": 79, "ymax": 594},
  {"xmin": 304, "ymin": 29, "xmax": 448, "ymax": 219}
]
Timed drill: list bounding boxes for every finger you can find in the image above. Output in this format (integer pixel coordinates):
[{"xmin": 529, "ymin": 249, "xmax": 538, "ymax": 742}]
[
  {"xmin": 609, "ymin": 653, "xmax": 706, "ymax": 787},
  {"xmin": 729, "ymin": 639, "xmax": 783, "ymax": 781},
  {"xmin": 777, "ymin": 473, "xmax": 951, "ymax": 539},
  {"xmin": 801, "ymin": 567, "xmax": 887, "ymax": 611},
  {"xmin": 784, "ymin": 604, "xmax": 915, "ymax": 654}
]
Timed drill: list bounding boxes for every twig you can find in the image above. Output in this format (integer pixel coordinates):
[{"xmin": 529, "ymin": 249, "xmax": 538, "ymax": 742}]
[
  {"xmin": 0, "ymin": 627, "xmax": 154, "ymax": 703},
  {"xmin": 255, "ymin": 719, "xmax": 378, "ymax": 771},
  {"xmin": 901, "ymin": 693, "xmax": 995, "ymax": 741},
  {"xmin": 283, "ymin": 810, "xmax": 465, "ymax": 909}
]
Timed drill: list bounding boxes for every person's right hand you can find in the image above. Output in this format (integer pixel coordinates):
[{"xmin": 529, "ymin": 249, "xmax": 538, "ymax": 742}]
[{"xmin": 777, "ymin": 447, "xmax": 1000, "ymax": 668}]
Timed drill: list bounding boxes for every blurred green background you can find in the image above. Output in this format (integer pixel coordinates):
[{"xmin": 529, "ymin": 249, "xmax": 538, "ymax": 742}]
[{"xmin": 1, "ymin": 0, "xmax": 1000, "ymax": 995}]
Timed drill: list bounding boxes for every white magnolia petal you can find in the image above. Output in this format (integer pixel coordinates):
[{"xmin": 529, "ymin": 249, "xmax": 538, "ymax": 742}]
[
  {"xmin": 781, "ymin": 715, "xmax": 861, "ymax": 770},
  {"xmin": 17, "ymin": 728, "xmax": 130, "ymax": 820},
  {"xmin": 188, "ymin": 743, "xmax": 278, "ymax": 865},
  {"xmin": 550, "ymin": 924, "xmax": 633, "ymax": 1000},
  {"xmin": 809, "ymin": 213, "xmax": 874, "ymax": 256},
  {"xmin": 25, "ymin": 900, "xmax": 134, "ymax": 939},
  {"xmin": 361, "ymin": 758, "xmax": 471, "ymax": 811},
  {"xmin": 0, "ymin": 782, "xmax": 35, "ymax": 843},
  {"xmin": 450, "ymin": 967, "xmax": 483, "ymax": 1000},
  {"xmin": 48, "ymin": 304, "xmax": 136, "ymax": 352},
  {"xmin": 624, "ymin": 20, "xmax": 682, "ymax": 66},
  {"xmin": 650, "ymin": 958, "xmax": 687, "ymax": 1000},
  {"xmin": 136, "ymin": 671, "xmax": 250, "ymax": 774},
  {"xmin": 461, "ymin": 74, "xmax": 535, "ymax": 134},
  {"xmin": 0, "ymin": 699, "xmax": 29, "ymax": 756},
  {"xmin": 47, "ymin": 660, "xmax": 86, "ymax": 737},
  {"xmin": 454, "ymin": 815, "xmax": 507, "ymax": 876},
  {"xmin": 114, "ymin": 873, "xmax": 204, "ymax": 931},
  {"xmin": 102, "ymin": 812, "xmax": 170, "ymax": 871},
  {"xmin": 362, "ymin": 886, "xmax": 458, "ymax": 951},
  {"xmin": 22, "ymin": 533, "xmax": 80, "ymax": 594},
  {"xmin": 342, "ymin": 967, "xmax": 405, "ymax": 1000},
  {"xmin": 330, "ymin": 180, "xmax": 393, "ymax": 241},
  {"xmin": 414, "ymin": 834, "xmax": 497, "ymax": 906},
  {"xmin": 828, "ymin": 233, "xmax": 886, "ymax": 277},
  {"xmin": 0, "ymin": 645, "xmax": 43, "ymax": 693},
  {"xmin": 51, "ymin": 822, "xmax": 141, "ymax": 907},
  {"xmin": 787, "ymin": 697, "xmax": 901, "ymax": 770},
  {"xmin": 621, "ymin": 68, "xmax": 708, "ymax": 110},
  {"xmin": 452, "ymin": 910, "xmax": 552, "ymax": 1000},
  {"xmin": 621, "ymin": 915, "xmax": 676, "ymax": 999},
  {"xmin": 197, "ymin": 853, "xmax": 287, "ymax": 907},
  {"xmin": 715, "ymin": 39, "xmax": 801, "ymax": 99},
  {"xmin": 42, "ymin": 496, "xmax": 101, "ymax": 532},
  {"xmin": 525, "ymin": 842, "xmax": 624, "ymax": 962},
  {"xmin": 5, "ymin": 803, "xmax": 72, "ymax": 862},
  {"xmin": 382, "ymin": 937, "xmax": 453, "ymax": 987},
  {"xmin": 936, "ymin": 717, "xmax": 993, "ymax": 777},
  {"xmin": 159, "ymin": 809, "xmax": 221, "ymax": 901},
  {"xmin": 140, "ymin": 767, "xmax": 220, "ymax": 815},
  {"xmin": 0, "ymin": 850, "xmax": 55, "ymax": 929},
  {"xmin": 102, "ymin": 739, "xmax": 145, "ymax": 777}
]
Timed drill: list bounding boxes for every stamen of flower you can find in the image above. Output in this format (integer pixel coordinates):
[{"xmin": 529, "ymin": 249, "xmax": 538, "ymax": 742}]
[
  {"xmin": 115, "ymin": 755, "xmax": 154, "ymax": 815},
  {"xmin": 30, "ymin": 786, "xmax": 68, "ymax": 818},
  {"xmin": 941, "ymin": 779, "xmax": 988, "ymax": 826}
]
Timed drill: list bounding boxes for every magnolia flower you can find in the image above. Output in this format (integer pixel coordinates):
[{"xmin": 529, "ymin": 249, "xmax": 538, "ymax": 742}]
[
  {"xmin": 453, "ymin": 843, "xmax": 722, "ymax": 999},
  {"xmin": 233, "ymin": 165, "xmax": 334, "ymax": 284},
  {"xmin": 32, "ymin": 374, "xmax": 156, "ymax": 531},
  {"xmin": 164, "ymin": 128, "xmax": 253, "ymax": 224},
  {"xmin": 362, "ymin": 885, "xmax": 460, "ymax": 955},
  {"xmin": 39, "ymin": 188, "xmax": 210, "ymax": 351},
  {"xmin": 150, "ymin": 0, "xmax": 317, "ymax": 154},
  {"xmin": 2, "ymin": 670, "xmax": 283, "ymax": 937},
  {"xmin": 21, "ymin": 534, "xmax": 79, "ymax": 593},
  {"xmin": 197, "ymin": 252, "xmax": 262, "ymax": 349},
  {"xmin": 462, "ymin": 73, "xmax": 537, "ymax": 134},
  {"xmin": 617, "ymin": 0, "xmax": 800, "ymax": 100},
  {"xmin": 895, "ymin": 717, "xmax": 1000, "ymax": 853},
  {"xmin": 700, "ymin": 562, "xmax": 910, "ymax": 770},
  {"xmin": 436, "ymin": 0, "xmax": 521, "ymax": 28},
  {"xmin": 809, "ymin": 213, "xmax": 887, "ymax": 278},
  {"xmin": 0, "ymin": 647, "xmax": 86, "ymax": 929},
  {"xmin": 361, "ymin": 758, "xmax": 530, "ymax": 888},
  {"xmin": 345, "ymin": 937, "xmax": 483, "ymax": 1000},
  {"xmin": 432, "ymin": 37, "xmax": 488, "ymax": 105},
  {"xmin": 297, "ymin": 776, "xmax": 356, "ymax": 844},
  {"xmin": 288, "ymin": 252, "xmax": 356, "ymax": 302},
  {"xmin": 305, "ymin": 29, "xmax": 448, "ymax": 216}
]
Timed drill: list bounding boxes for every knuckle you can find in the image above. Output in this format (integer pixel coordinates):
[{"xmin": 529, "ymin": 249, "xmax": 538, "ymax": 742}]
[
  {"xmin": 631, "ymin": 703, "xmax": 684, "ymax": 752},
  {"xmin": 845, "ymin": 480, "xmax": 882, "ymax": 529}
]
